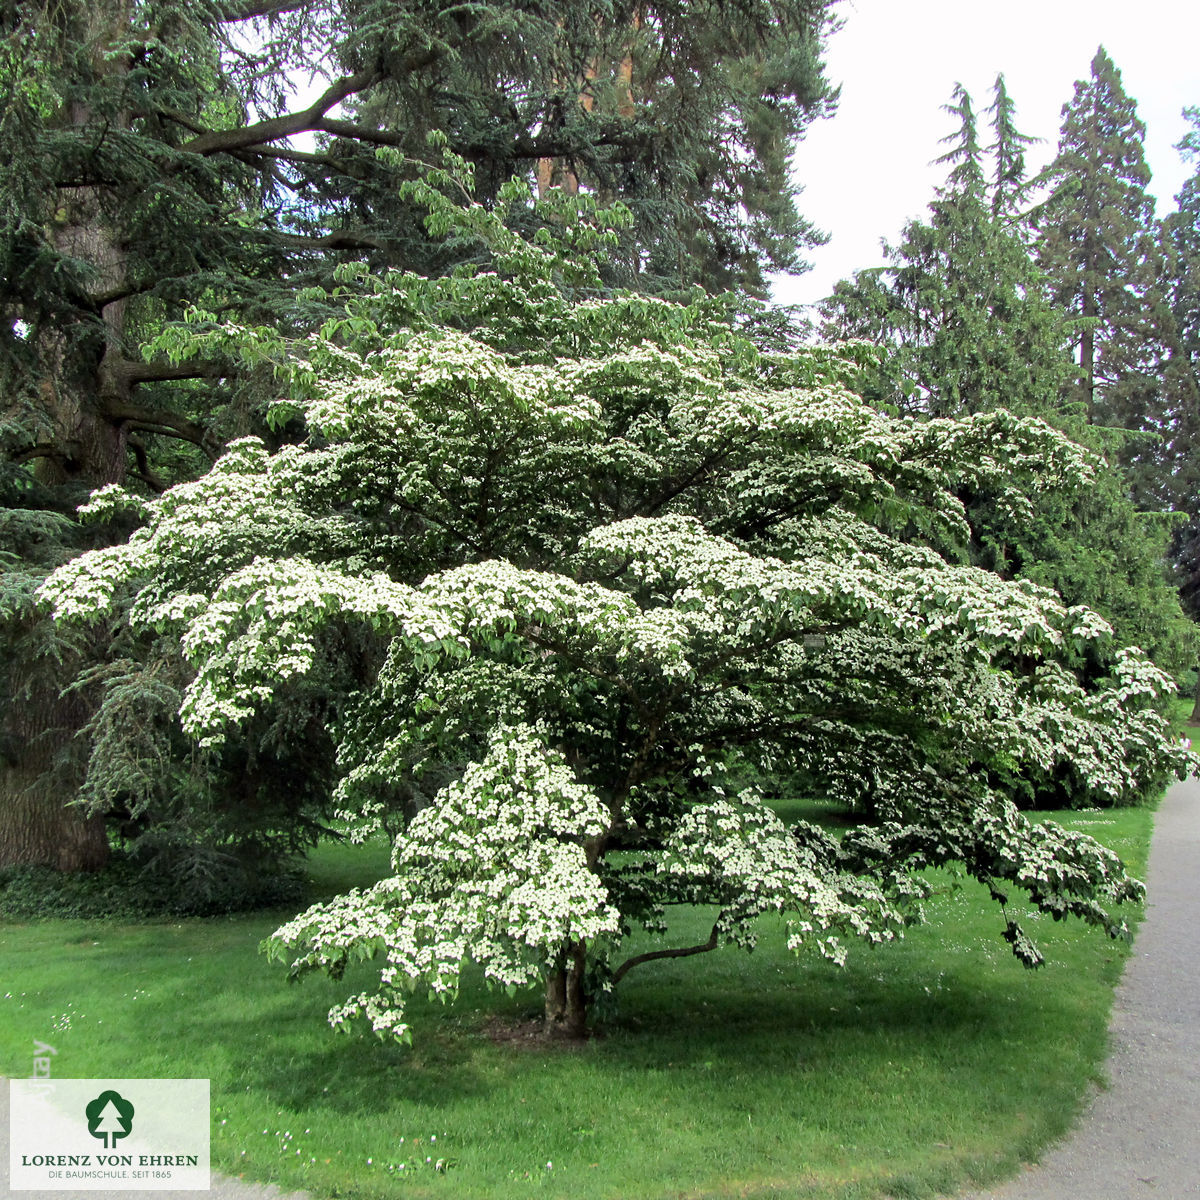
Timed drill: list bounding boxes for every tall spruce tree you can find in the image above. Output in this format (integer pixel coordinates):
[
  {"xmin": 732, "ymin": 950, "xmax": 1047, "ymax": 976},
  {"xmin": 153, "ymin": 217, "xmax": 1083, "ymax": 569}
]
[
  {"xmin": 0, "ymin": 0, "xmax": 840, "ymax": 874},
  {"xmin": 1166, "ymin": 108, "xmax": 1200, "ymax": 394},
  {"xmin": 821, "ymin": 78, "xmax": 1195, "ymax": 679},
  {"xmin": 1153, "ymin": 110, "xmax": 1200, "ymax": 528},
  {"xmin": 1033, "ymin": 59, "xmax": 1200, "ymax": 700},
  {"xmin": 1032, "ymin": 47, "xmax": 1163, "ymax": 426},
  {"xmin": 988, "ymin": 72, "xmax": 1039, "ymax": 217},
  {"xmin": 822, "ymin": 80, "xmax": 1072, "ymax": 420},
  {"xmin": 1154, "ymin": 109, "xmax": 1200, "ymax": 710}
]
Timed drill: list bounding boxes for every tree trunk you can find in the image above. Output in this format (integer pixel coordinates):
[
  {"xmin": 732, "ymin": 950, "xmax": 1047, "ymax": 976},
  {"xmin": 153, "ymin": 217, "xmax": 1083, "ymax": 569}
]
[
  {"xmin": 2, "ymin": 319, "xmax": 123, "ymax": 873},
  {"xmin": 543, "ymin": 942, "xmax": 589, "ymax": 1038},
  {"xmin": 0, "ymin": 0, "xmax": 133, "ymax": 874},
  {"xmin": 31, "ymin": 330, "xmax": 132, "ymax": 492},
  {"xmin": 1190, "ymin": 671, "xmax": 1200, "ymax": 725},
  {"xmin": 535, "ymin": 11, "xmax": 638, "ymax": 203},
  {"xmin": 0, "ymin": 769, "xmax": 109, "ymax": 871},
  {"xmin": 0, "ymin": 679, "xmax": 109, "ymax": 871},
  {"xmin": 39, "ymin": 0, "xmax": 133, "ymax": 487},
  {"xmin": 2, "ymin": 324, "xmax": 127, "ymax": 873},
  {"xmin": 1081, "ymin": 283, "xmax": 1096, "ymax": 423}
]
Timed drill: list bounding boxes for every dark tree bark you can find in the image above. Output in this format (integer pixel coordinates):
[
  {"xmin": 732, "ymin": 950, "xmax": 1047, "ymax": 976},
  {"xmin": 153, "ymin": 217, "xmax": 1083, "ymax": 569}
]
[
  {"xmin": 0, "ymin": 0, "xmax": 135, "ymax": 873},
  {"xmin": 0, "ymin": 673, "xmax": 108, "ymax": 871},
  {"xmin": 0, "ymin": 772, "xmax": 109, "ymax": 871},
  {"xmin": 1081, "ymin": 280, "xmax": 1096, "ymax": 423},
  {"xmin": 543, "ymin": 942, "xmax": 589, "ymax": 1038}
]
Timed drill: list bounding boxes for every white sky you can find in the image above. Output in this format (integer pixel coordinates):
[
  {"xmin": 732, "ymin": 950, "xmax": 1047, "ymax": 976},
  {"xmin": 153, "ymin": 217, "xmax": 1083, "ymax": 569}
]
[{"xmin": 771, "ymin": 0, "xmax": 1200, "ymax": 309}]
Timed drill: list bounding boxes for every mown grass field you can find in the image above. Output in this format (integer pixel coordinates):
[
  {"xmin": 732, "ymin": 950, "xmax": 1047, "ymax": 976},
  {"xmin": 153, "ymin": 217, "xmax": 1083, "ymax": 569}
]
[{"xmin": 0, "ymin": 799, "xmax": 1156, "ymax": 1200}]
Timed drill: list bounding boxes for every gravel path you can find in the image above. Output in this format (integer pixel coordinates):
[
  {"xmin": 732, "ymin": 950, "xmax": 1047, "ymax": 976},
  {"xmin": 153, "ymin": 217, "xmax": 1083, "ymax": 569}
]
[
  {"xmin": 6, "ymin": 779, "xmax": 1198, "ymax": 1200},
  {"xmin": 951, "ymin": 774, "xmax": 1200, "ymax": 1200}
]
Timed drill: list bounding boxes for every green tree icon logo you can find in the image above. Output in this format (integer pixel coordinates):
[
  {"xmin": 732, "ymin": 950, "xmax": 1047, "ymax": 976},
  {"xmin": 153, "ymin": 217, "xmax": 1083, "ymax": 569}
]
[{"xmin": 85, "ymin": 1090, "xmax": 135, "ymax": 1149}]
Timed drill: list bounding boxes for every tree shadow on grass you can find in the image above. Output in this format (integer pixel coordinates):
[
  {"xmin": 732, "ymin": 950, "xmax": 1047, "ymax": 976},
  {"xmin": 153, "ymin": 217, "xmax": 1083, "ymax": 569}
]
[
  {"xmin": 601, "ymin": 944, "xmax": 1084, "ymax": 1071},
  {"xmin": 204, "ymin": 940, "xmax": 1078, "ymax": 1120},
  {"xmin": 195, "ymin": 1003, "xmax": 497, "ymax": 1114}
]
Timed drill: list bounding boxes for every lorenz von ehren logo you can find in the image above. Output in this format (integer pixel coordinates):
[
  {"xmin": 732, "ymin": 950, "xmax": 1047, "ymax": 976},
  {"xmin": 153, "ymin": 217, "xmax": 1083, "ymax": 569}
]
[
  {"xmin": 8, "ymin": 1078, "xmax": 210, "ymax": 1191},
  {"xmin": 85, "ymin": 1090, "xmax": 135, "ymax": 1149}
]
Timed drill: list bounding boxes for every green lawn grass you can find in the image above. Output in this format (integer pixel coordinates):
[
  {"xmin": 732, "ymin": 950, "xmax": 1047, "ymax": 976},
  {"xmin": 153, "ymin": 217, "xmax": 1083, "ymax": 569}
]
[
  {"xmin": 0, "ymin": 802, "xmax": 1155, "ymax": 1200},
  {"xmin": 1168, "ymin": 691, "xmax": 1197, "ymax": 732}
]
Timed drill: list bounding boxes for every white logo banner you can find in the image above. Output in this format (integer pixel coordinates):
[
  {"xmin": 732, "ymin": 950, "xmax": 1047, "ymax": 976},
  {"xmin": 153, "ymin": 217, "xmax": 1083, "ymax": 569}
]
[{"xmin": 9, "ymin": 1079, "xmax": 210, "ymax": 1191}]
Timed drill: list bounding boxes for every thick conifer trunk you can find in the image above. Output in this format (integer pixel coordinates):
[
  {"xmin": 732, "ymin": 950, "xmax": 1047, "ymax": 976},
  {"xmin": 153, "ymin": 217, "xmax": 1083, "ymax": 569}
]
[
  {"xmin": 0, "ymin": 770, "xmax": 109, "ymax": 871},
  {"xmin": 0, "ymin": 0, "xmax": 132, "ymax": 873},
  {"xmin": 1, "ymin": 344, "xmax": 125, "ymax": 873},
  {"xmin": 3, "ymin": 297, "xmax": 130, "ymax": 872},
  {"xmin": 0, "ymin": 683, "xmax": 109, "ymax": 871},
  {"xmin": 1081, "ymin": 284, "xmax": 1097, "ymax": 422},
  {"xmin": 1, "ymin": 362, "xmax": 126, "ymax": 872}
]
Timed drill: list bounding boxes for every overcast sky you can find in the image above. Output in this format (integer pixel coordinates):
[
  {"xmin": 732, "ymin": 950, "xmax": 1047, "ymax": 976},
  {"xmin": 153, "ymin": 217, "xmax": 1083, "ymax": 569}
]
[{"xmin": 770, "ymin": 0, "xmax": 1200, "ymax": 310}]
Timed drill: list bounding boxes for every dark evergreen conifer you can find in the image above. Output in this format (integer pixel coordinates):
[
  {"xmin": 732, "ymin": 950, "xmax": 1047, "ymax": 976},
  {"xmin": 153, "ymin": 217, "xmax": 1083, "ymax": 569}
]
[
  {"xmin": 987, "ymin": 72, "xmax": 1039, "ymax": 217},
  {"xmin": 821, "ymin": 77, "xmax": 1194, "ymax": 681},
  {"xmin": 822, "ymin": 80, "xmax": 1071, "ymax": 419},
  {"xmin": 0, "ymin": 0, "xmax": 840, "ymax": 875},
  {"xmin": 1152, "ymin": 109, "xmax": 1200, "ymax": 711},
  {"xmin": 1032, "ymin": 47, "xmax": 1162, "ymax": 425}
]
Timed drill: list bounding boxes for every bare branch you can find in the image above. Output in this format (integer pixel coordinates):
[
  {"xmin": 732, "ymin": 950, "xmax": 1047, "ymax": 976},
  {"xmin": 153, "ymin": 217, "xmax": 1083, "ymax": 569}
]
[
  {"xmin": 313, "ymin": 118, "xmax": 406, "ymax": 148},
  {"xmin": 155, "ymin": 108, "xmax": 211, "ymax": 136},
  {"xmin": 102, "ymin": 401, "xmax": 215, "ymax": 457},
  {"xmin": 118, "ymin": 361, "xmax": 227, "ymax": 384},
  {"xmin": 234, "ymin": 143, "xmax": 347, "ymax": 167},
  {"xmin": 127, "ymin": 438, "xmax": 167, "ymax": 493},
  {"xmin": 253, "ymin": 229, "xmax": 391, "ymax": 252},
  {"xmin": 215, "ymin": 0, "xmax": 308, "ymax": 23},
  {"xmin": 612, "ymin": 923, "xmax": 721, "ymax": 986},
  {"xmin": 13, "ymin": 444, "xmax": 65, "ymax": 466},
  {"xmin": 90, "ymin": 279, "xmax": 164, "ymax": 309},
  {"xmin": 181, "ymin": 68, "xmax": 381, "ymax": 157}
]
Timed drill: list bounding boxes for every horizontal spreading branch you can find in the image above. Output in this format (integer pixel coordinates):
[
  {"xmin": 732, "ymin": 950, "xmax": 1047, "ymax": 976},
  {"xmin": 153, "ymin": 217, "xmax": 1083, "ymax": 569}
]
[
  {"xmin": 180, "ymin": 68, "xmax": 381, "ymax": 157},
  {"xmin": 103, "ymin": 399, "xmax": 217, "ymax": 456},
  {"xmin": 14, "ymin": 443, "xmax": 63, "ymax": 466},
  {"xmin": 612, "ymin": 923, "xmax": 721, "ymax": 986},
  {"xmin": 234, "ymin": 143, "xmax": 347, "ymax": 167},
  {"xmin": 115, "ymin": 360, "xmax": 227, "ymax": 385},
  {"xmin": 257, "ymin": 229, "xmax": 391, "ymax": 252},
  {"xmin": 155, "ymin": 107, "xmax": 209, "ymax": 136},
  {"xmin": 216, "ymin": 0, "xmax": 308, "ymax": 20},
  {"xmin": 91, "ymin": 280, "xmax": 160, "ymax": 309}
]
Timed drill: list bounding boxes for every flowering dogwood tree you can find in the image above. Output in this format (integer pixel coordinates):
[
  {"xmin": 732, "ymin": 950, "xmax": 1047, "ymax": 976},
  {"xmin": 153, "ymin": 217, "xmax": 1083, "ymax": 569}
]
[{"xmin": 41, "ymin": 170, "xmax": 1189, "ymax": 1041}]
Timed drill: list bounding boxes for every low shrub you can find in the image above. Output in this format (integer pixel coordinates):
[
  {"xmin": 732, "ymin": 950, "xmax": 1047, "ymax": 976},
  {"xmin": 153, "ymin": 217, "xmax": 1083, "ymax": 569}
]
[{"xmin": 0, "ymin": 850, "xmax": 303, "ymax": 920}]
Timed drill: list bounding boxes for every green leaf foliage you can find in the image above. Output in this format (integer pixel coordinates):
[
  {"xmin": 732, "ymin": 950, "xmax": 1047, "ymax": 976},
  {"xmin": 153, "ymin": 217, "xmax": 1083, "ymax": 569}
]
[
  {"xmin": 42, "ymin": 182, "xmax": 1190, "ymax": 1041},
  {"xmin": 0, "ymin": 0, "xmax": 841, "ymax": 877},
  {"xmin": 822, "ymin": 76, "xmax": 1196, "ymax": 694}
]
